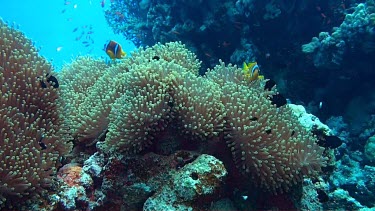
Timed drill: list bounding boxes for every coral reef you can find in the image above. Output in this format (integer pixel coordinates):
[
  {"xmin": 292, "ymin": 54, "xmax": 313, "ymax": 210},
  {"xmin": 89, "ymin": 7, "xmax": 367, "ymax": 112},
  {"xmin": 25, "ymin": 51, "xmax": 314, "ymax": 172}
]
[
  {"xmin": 302, "ymin": 0, "xmax": 375, "ymax": 68},
  {"xmin": 81, "ymin": 151, "xmax": 204, "ymax": 210},
  {"xmin": 143, "ymin": 154, "xmax": 227, "ymax": 210},
  {"xmin": 3, "ymin": 0, "xmax": 375, "ymax": 208},
  {"xmin": 104, "ymin": 0, "xmax": 375, "ymax": 140},
  {"xmin": 365, "ymin": 136, "xmax": 375, "ymax": 162},
  {"xmin": 104, "ymin": 0, "xmax": 349, "ymax": 73},
  {"xmin": 327, "ymin": 154, "xmax": 375, "ymax": 209},
  {"xmin": 1, "ymin": 35, "xmax": 332, "ymax": 209},
  {"xmin": 59, "ymin": 42, "xmax": 327, "ymax": 197},
  {"xmin": 293, "ymin": 154, "xmax": 375, "ymax": 210},
  {"xmin": 0, "ymin": 19, "xmax": 72, "ymax": 208},
  {"xmin": 296, "ymin": 178, "xmax": 326, "ymax": 211},
  {"xmin": 103, "ymin": 0, "xmax": 259, "ymax": 70}
]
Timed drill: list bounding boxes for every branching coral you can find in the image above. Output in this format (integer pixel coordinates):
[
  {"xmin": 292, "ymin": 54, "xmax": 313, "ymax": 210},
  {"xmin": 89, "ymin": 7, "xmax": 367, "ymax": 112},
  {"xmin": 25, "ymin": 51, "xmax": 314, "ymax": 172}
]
[{"xmin": 0, "ymin": 19, "xmax": 72, "ymax": 204}]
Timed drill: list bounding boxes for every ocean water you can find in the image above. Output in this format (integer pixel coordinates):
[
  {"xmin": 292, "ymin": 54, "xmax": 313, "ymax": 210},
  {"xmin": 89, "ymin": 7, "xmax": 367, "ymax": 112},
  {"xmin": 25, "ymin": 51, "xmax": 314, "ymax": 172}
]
[{"xmin": 0, "ymin": 0, "xmax": 135, "ymax": 70}]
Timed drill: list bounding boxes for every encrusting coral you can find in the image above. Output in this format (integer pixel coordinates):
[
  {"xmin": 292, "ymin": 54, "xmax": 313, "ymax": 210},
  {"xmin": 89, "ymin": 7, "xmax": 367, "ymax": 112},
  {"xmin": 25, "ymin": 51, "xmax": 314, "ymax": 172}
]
[
  {"xmin": 0, "ymin": 19, "xmax": 72, "ymax": 205},
  {"xmin": 60, "ymin": 41, "xmax": 327, "ymax": 193}
]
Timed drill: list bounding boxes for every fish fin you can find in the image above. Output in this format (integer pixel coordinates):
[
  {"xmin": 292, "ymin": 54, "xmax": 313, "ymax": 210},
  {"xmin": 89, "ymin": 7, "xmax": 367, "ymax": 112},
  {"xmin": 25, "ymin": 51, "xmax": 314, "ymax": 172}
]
[
  {"xmin": 243, "ymin": 62, "xmax": 248, "ymax": 71},
  {"xmin": 106, "ymin": 50, "xmax": 115, "ymax": 59}
]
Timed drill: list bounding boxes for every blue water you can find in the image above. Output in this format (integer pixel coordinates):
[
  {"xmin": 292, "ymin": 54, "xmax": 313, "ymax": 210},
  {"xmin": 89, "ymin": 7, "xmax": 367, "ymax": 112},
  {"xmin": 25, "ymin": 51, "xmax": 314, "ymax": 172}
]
[{"xmin": 0, "ymin": 0, "xmax": 135, "ymax": 70}]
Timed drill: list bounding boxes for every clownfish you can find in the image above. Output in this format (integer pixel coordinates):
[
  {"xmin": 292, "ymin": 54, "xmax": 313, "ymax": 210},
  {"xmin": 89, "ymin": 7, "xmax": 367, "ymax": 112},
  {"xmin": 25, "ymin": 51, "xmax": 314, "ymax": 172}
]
[
  {"xmin": 104, "ymin": 40, "xmax": 126, "ymax": 60},
  {"xmin": 243, "ymin": 62, "xmax": 264, "ymax": 81}
]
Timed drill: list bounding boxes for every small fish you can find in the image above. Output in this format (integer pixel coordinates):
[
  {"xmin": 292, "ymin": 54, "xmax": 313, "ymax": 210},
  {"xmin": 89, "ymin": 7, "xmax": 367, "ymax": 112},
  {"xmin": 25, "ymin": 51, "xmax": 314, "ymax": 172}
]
[
  {"xmin": 84, "ymin": 43, "xmax": 91, "ymax": 47},
  {"xmin": 72, "ymin": 27, "xmax": 78, "ymax": 32},
  {"xmin": 317, "ymin": 135, "xmax": 343, "ymax": 149},
  {"xmin": 104, "ymin": 40, "xmax": 126, "ymax": 60},
  {"xmin": 61, "ymin": 9, "xmax": 67, "ymax": 13},
  {"xmin": 56, "ymin": 46, "xmax": 63, "ymax": 52},
  {"xmin": 40, "ymin": 74, "xmax": 59, "ymax": 89},
  {"xmin": 313, "ymin": 129, "xmax": 343, "ymax": 149},
  {"xmin": 263, "ymin": 79, "xmax": 287, "ymax": 107},
  {"xmin": 204, "ymin": 52, "xmax": 212, "ymax": 58},
  {"xmin": 243, "ymin": 62, "xmax": 264, "ymax": 82},
  {"xmin": 264, "ymin": 79, "xmax": 276, "ymax": 91},
  {"xmin": 269, "ymin": 93, "xmax": 287, "ymax": 108},
  {"xmin": 291, "ymin": 130, "xmax": 295, "ymax": 137},
  {"xmin": 170, "ymin": 30, "xmax": 180, "ymax": 35},
  {"xmin": 38, "ymin": 138, "xmax": 47, "ymax": 150},
  {"xmin": 317, "ymin": 189, "xmax": 329, "ymax": 203},
  {"xmin": 101, "ymin": 0, "xmax": 105, "ymax": 8},
  {"xmin": 82, "ymin": 41, "xmax": 89, "ymax": 44},
  {"xmin": 221, "ymin": 41, "xmax": 231, "ymax": 47}
]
